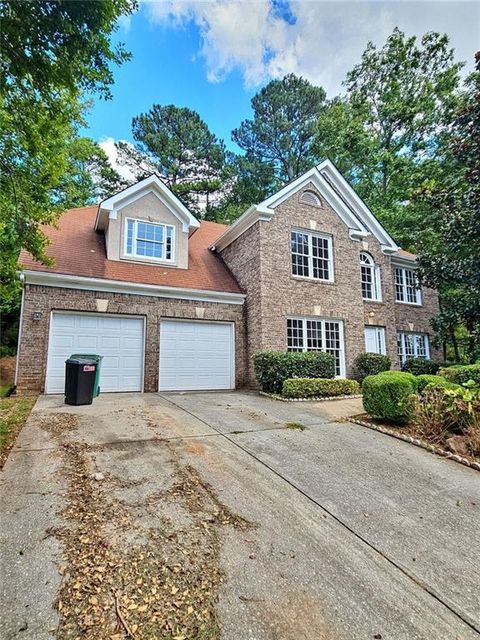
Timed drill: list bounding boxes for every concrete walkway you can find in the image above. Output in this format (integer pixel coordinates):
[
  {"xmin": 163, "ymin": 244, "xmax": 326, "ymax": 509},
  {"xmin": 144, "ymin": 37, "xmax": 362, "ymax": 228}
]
[{"xmin": 1, "ymin": 391, "xmax": 479, "ymax": 639}]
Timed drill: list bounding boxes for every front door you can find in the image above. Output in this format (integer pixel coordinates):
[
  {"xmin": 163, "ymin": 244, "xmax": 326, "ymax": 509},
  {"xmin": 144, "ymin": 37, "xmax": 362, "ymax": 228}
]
[{"xmin": 364, "ymin": 326, "xmax": 386, "ymax": 355}]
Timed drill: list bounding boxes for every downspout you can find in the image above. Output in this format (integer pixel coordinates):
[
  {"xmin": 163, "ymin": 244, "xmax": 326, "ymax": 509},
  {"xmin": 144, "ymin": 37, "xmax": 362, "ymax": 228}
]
[{"xmin": 13, "ymin": 273, "xmax": 25, "ymax": 388}]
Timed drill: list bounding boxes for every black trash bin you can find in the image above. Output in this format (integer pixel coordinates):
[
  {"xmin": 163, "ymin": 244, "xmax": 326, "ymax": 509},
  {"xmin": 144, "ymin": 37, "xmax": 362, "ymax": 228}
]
[{"xmin": 64, "ymin": 357, "xmax": 97, "ymax": 406}]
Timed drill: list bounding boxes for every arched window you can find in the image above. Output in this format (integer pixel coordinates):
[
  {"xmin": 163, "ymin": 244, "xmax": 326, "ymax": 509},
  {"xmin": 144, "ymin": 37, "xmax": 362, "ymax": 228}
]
[
  {"xmin": 360, "ymin": 252, "xmax": 381, "ymax": 301},
  {"xmin": 300, "ymin": 190, "xmax": 321, "ymax": 207}
]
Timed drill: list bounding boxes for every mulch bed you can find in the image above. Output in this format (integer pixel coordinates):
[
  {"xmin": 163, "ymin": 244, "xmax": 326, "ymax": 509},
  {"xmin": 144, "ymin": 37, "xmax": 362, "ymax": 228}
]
[{"xmin": 349, "ymin": 413, "xmax": 480, "ymax": 472}]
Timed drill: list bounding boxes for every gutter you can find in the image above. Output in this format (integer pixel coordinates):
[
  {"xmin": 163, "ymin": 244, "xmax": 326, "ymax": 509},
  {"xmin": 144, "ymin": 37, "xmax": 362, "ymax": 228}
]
[{"xmin": 22, "ymin": 270, "xmax": 246, "ymax": 306}]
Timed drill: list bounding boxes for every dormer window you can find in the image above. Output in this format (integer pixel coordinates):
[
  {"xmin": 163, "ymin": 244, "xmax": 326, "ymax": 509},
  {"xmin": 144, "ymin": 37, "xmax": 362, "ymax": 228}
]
[
  {"xmin": 300, "ymin": 190, "xmax": 321, "ymax": 207},
  {"xmin": 360, "ymin": 252, "xmax": 381, "ymax": 301},
  {"xmin": 125, "ymin": 218, "xmax": 175, "ymax": 262}
]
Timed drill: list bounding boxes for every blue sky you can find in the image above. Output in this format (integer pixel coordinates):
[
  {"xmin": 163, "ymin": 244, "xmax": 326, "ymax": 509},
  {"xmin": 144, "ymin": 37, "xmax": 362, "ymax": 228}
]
[{"xmin": 83, "ymin": 1, "xmax": 479, "ymax": 166}]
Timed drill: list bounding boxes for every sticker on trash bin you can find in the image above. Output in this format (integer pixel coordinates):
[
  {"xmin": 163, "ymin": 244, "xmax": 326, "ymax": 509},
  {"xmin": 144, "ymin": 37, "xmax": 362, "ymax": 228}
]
[{"xmin": 83, "ymin": 365, "xmax": 95, "ymax": 372}]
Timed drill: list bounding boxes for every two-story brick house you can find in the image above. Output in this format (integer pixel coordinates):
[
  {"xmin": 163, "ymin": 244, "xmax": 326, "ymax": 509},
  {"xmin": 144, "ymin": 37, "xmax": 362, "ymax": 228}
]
[{"xmin": 16, "ymin": 160, "xmax": 439, "ymax": 394}]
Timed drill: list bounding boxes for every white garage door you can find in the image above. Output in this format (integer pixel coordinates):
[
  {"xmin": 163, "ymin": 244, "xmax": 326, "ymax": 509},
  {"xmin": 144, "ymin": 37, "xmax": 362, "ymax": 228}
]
[
  {"xmin": 45, "ymin": 312, "xmax": 144, "ymax": 394},
  {"xmin": 159, "ymin": 320, "xmax": 234, "ymax": 391}
]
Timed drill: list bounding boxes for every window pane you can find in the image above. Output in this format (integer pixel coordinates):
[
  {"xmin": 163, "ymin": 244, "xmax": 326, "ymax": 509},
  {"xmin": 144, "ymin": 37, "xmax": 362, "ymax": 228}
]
[
  {"xmin": 395, "ymin": 268, "xmax": 405, "ymax": 302},
  {"xmin": 361, "ymin": 264, "xmax": 373, "ymax": 299},
  {"xmin": 325, "ymin": 321, "xmax": 341, "ymax": 376},
  {"xmin": 126, "ymin": 220, "xmax": 134, "ymax": 254},
  {"xmin": 415, "ymin": 335, "xmax": 427, "ymax": 358},
  {"xmin": 291, "ymin": 231, "xmax": 310, "ymax": 277},
  {"xmin": 312, "ymin": 235, "xmax": 330, "ymax": 280},
  {"xmin": 405, "ymin": 269, "xmax": 418, "ymax": 303},
  {"xmin": 287, "ymin": 318, "xmax": 304, "ymax": 351},
  {"xmin": 306, "ymin": 320, "xmax": 323, "ymax": 350}
]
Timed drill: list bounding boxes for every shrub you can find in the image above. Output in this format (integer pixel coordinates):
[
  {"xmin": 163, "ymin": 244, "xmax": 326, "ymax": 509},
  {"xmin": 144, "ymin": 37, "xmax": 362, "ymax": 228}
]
[
  {"xmin": 438, "ymin": 364, "xmax": 480, "ymax": 386},
  {"xmin": 353, "ymin": 352, "xmax": 391, "ymax": 383},
  {"xmin": 375, "ymin": 370, "xmax": 417, "ymax": 385},
  {"xmin": 402, "ymin": 357, "xmax": 440, "ymax": 375},
  {"xmin": 253, "ymin": 351, "xmax": 335, "ymax": 394},
  {"xmin": 282, "ymin": 378, "xmax": 360, "ymax": 398},
  {"xmin": 362, "ymin": 372, "xmax": 416, "ymax": 424},
  {"xmin": 415, "ymin": 374, "xmax": 447, "ymax": 393}
]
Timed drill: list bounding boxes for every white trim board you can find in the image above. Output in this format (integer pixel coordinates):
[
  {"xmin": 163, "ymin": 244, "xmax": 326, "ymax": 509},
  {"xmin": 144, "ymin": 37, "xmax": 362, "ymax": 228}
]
[{"xmin": 23, "ymin": 270, "xmax": 246, "ymax": 306}]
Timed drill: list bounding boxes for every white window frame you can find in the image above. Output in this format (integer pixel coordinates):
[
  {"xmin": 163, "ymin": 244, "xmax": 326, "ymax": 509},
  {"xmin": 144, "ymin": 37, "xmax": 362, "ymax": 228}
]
[
  {"xmin": 287, "ymin": 316, "xmax": 345, "ymax": 378},
  {"xmin": 364, "ymin": 326, "xmax": 386, "ymax": 355},
  {"xmin": 397, "ymin": 332, "xmax": 430, "ymax": 364},
  {"xmin": 360, "ymin": 252, "xmax": 382, "ymax": 301},
  {"xmin": 291, "ymin": 229, "xmax": 334, "ymax": 283},
  {"xmin": 394, "ymin": 267, "xmax": 422, "ymax": 305},
  {"xmin": 124, "ymin": 217, "xmax": 175, "ymax": 263}
]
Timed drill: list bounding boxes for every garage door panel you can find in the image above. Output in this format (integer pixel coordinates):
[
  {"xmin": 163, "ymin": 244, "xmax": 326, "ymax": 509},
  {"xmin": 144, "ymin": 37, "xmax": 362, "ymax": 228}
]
[
  {"xmin": 159, "ymin": 320, "xmax": 234, "ymax": 391},
  {"xmin": 46, "ymin": 313, "xmax": 144, "ymax": 394}
]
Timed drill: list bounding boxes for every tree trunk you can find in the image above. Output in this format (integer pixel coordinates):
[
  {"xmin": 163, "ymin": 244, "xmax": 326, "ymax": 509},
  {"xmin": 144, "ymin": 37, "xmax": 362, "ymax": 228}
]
[{"xmin": 450, "ymin": 328, "xmax": 460, "ymax": 363}]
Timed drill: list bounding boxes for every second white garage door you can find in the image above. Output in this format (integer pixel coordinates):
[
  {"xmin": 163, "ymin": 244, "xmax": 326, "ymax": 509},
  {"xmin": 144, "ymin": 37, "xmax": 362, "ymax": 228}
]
[
  {"xmin": 45, "ymin": 312, "xmax": 144, "ymax": 393},
  {"xmin": 159, "ymin": 320, "xmax": 234, "ymax": 391}
]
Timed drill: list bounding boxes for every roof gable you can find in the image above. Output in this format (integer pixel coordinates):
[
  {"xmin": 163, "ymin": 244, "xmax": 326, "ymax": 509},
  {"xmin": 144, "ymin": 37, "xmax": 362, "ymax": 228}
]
[
  {"xmin": 213, "ymin": 160, "xmax": 399, "ymax": 254},
  {"xmin": 95, "ymin": 174, "xmax": 200, "ymax": 233}
]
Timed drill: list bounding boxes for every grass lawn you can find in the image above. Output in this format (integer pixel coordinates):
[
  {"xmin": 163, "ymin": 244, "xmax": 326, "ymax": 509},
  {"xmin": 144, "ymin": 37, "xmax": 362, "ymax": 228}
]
[{"xmin": 0, "ymin": 395, "xmax": 37, "ymax": 469}]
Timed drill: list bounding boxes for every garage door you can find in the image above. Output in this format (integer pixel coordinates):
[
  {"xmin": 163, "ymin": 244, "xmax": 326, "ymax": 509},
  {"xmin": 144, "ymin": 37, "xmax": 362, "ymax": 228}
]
[
  {"xmin": 45, "ymin": 312, "xmax": 144, "ymax": 393},
  {"xmin": 159, "ymin": 320, "xmax": 234, "ymax": 391}
]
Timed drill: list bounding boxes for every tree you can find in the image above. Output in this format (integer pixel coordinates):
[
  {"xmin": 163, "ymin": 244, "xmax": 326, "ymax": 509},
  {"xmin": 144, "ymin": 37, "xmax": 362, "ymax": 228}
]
[
  {"xmin": 233, "ymin": 74, "xmax": 326, "ymax": 183},
  {"xmin": 0, "ymin": 0, "xmax": 134, "ymax": 306},
  {"xmin": 414, "ymin": 53, "xmax": 480, "ymax": 362},
  {"xmin": 313, "ymin": 29, "xmax": 463, "ymax": 246},
  {"xmin": 116, "ymin": 105, "xmax": 228, "ymax": 213},
  {"xmin": 0, "ymin": 0, "xmax": 136, "ymax": 99}
]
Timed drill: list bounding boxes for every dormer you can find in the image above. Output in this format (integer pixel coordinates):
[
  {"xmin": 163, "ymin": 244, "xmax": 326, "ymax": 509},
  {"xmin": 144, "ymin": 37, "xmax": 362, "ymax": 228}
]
[{"xmin": 95, "ymin": 175, "xmax": 200, "ymax": 269}]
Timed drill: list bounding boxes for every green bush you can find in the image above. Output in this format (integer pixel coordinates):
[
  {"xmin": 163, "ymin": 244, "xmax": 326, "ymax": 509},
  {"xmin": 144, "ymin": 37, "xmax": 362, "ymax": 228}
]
[
  {"xmin": 362, "ymin": 372, "xmax": 416, "ymax": 424},
  {"xmin": 353, "ymin": 352, "xmax": 391, "ymax": 383},
  {"xmin": 402, "ymin": 357, "xmax": 440, "ymax": 375},
  {"xmin": 253, "ymin": 351, "xmax": 336, "ymax": 394},
  {"xmin": 375, "ymin": 370, "xmax": 417, "ymax": 385},
  {"xmin": 438, "ymin": 364, "xmax": 480, "ymax": 386},
  {"xmin": 282, "ymin": 378, "xmax": 360, "ymax": 398},
  {"xmin": 415, "ymin": 374, "xmax": 447, "ymax": 393}
]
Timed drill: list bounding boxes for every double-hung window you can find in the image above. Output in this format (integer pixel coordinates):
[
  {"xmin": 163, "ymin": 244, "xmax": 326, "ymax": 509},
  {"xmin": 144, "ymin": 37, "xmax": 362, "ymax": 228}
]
[
  {"xmin": 125, "ymin": 218, "xmax": 174, "ymax": 261},
  {"xmin": 397, "ymin": 332, "xmax": 430, "ymax": 364},
  {"xmin": 291, "ymin": 230, "xmax": 333, "ymax": 281},
  {"xmin": 360, "ymin": 252, "xmax": 381, "ymax": 301},
  {"xmin": 287, "ymin": 317, "xmax": 345, "ymax": 377},
  {"xmin": 394, "ymin": 267, "xmax": 421, "ymax": 304}
]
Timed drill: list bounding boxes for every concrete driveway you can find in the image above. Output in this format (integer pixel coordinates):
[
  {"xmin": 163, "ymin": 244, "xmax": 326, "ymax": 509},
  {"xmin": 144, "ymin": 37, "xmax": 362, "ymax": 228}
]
[{"xmin": 1, "ymin": 391, "xmax": 479, "ymax": 640}]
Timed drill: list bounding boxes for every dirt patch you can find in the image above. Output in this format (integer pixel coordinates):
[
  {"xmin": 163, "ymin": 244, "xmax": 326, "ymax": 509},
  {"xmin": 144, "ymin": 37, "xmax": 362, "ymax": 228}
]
[
  {"xmin": 45, "ymin": 413, "xmax": 255, "ymax": 639},
  {"xmin": 352, "ymin": 413, "xmax": 480, "ymax": 463},
  {"xmin": 0, "ymin": 355, "xmax": 16, "ymax": 387}
]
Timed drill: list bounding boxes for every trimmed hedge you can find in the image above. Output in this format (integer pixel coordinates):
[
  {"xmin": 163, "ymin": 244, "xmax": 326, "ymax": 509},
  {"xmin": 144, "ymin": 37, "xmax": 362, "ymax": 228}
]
[
  {"xmin": 353, "ymin": 352, "xmax": 391, "ymax": 383},
  {"xmin": 282, "ymin": 378, "xmax": 360, "ymax": 399},
  {"xmin": 438, "ymin": 364, "xmax": 480, "ymax": 386},
  {"xmin": 415, "ymin": 374, "xmax": 447, "ymax": 393},
  {"xmin": 402, "ymin": 357, "xmax": 440, "ymax": 375},
  {"xmin": 375, "ymin": 370, "xmax": 417, "ymax": 385},
  {"xmin": 253, "ymin": 351, "xmax": 336, "ymax": 394},
  {"xmin": 362, "ymin": 372, "xmax": 416, "ymax": 424}
]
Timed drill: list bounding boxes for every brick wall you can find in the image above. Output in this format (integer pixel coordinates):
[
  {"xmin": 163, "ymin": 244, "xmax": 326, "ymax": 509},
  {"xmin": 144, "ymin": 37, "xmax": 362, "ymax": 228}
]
[
  {"xmin": 16, "ymin": 284, "xmax": 247, "ymax": 394},
  {"xmin": 221, "ymin": 182, "xmax": 441, "ymax": 377}
]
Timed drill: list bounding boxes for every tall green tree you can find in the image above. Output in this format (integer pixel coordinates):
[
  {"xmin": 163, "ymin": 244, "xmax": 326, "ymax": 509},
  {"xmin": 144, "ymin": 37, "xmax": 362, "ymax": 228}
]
[
  {"xmin": 116, "ymin": 105, "xmax": 228, "ymax": 213},
  {"xmin": 414, "ymin": 53, "xmax": 480, "ymax": 362},
  {"xmin": 0, "ymin": 0, "xmax": 136, "ymax": 99},
  {"xmin": 233, "ymin": 74, "xmax": 326, "ymax": 183},
  {"xmin": 0, "ymin": 0, "xmax": 135, "ymax": 305},
  {"xmin": 313, "ymin": 29, "xmax": 463, "ymax": 246}
]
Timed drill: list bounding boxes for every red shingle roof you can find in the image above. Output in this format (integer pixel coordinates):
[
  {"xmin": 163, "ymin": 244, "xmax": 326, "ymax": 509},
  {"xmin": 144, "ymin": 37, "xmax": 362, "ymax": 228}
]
[{"xmin": 19, "ymin": 206, "xmax": 242, "ymax": 294}]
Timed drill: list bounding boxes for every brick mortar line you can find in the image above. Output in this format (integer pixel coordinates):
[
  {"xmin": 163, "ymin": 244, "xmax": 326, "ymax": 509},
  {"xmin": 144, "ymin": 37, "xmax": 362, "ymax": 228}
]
[{"xmin": 347, "ymin": 418, "xmax": 480, "ymax": 472}]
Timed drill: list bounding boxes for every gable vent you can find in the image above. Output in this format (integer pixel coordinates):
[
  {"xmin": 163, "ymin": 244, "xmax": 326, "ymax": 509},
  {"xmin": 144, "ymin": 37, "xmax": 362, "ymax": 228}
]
[{"xmin": 300, "ymin": 190, "xmax": 321, "ymax": 207}]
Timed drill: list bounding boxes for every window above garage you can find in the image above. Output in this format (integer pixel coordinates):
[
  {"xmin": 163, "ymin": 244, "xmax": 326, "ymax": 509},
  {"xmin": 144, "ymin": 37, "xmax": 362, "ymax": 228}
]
[{"xmin": 125, "ymin": 218, "xmax": 175, "ymax": 262}]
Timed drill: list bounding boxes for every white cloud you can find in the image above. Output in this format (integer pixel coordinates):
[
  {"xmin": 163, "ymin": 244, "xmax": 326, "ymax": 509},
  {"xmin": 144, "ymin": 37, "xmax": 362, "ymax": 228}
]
[
  {"xmin": 99, "ymin": 137, "xmax": 137, "ymax": 181},
  {"xmin": 143, "ymin": 0, "xmax": 478, "ymax": 94}
]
